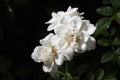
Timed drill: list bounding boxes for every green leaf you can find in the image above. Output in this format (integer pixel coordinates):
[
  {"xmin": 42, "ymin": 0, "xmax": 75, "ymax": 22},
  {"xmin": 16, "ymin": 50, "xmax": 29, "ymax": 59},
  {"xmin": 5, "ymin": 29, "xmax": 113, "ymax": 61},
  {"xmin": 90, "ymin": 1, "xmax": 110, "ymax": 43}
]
[
  {"xmin": 94, "ymin": 17, "xmax": 112, "ymax": 37},
  {"xmin": 96, "ymin": 6, "xmax": 113, "ymax": 16},
  {"xmin": 113, "ymin": 37, "xmax": 120, "ymax": 46},
  {"xmin": 117, "ymin": 56, "xmax": 120, "ymax": 66},
  {"xmin": 101, "ymin": 31, "xmax": 109, "ymax": 38},
  {"xmin": 66, "ymin": 73, "xmax": 72, "ymax": 79},
  {"xmin": 103, "ymin": 74, "xmax": 117, "ymax": 80},
  {"xmin": 115, "ymin": 11, "xmax": 120, "ymax": 24},
  {"xmin": 102, "ymin": 0, "xmax": 111, "ymax": 4},
  {"xmin": 97, "ymin": 38, "xmax": 111, "ymax": 46},
  {"xmin": 110, "ymin": 27, "xmax": 116, "ymax": 36},
  {"xmin": 87, "ymin": 72, "xmax": 95, "ymax": 80},
  {"xmin": 110, "ymin": 0, "xmax": 120, "ymax": 8},
  {"xmin": 58, "ymin": 71, "xmax": 65, "ymax": 76},
  {"xmin": 75, "ymin": 64, "xmax": 89, "ymax": 75},
  {"xmin": 101, "ymin": 51, "xmax": 114, "ymax": 63},
  {"xmin": 116, "ymin": 48, "xmax": 120, "ymax": 55},
  {"xmin": 95, "ymin": 69, "xmax": 104, "ymax": 80}
]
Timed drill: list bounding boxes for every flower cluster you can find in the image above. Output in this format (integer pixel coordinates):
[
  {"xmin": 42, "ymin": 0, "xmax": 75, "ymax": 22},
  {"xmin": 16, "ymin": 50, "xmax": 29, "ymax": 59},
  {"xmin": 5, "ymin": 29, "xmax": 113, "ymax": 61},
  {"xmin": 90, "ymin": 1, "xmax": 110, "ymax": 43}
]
[{"xmin": 31, "ymin": 6, "xmax": 96, "ymax": 75}]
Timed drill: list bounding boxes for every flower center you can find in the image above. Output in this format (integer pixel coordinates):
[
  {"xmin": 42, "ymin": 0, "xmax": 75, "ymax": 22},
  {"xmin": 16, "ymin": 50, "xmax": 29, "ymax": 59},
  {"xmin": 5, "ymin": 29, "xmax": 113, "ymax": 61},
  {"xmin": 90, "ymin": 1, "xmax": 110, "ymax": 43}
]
[
  {"xmin": 68, "ymin": 33, "xmax": 82, "ymax": 43},
  {"xmin": 51, "ymin": 47, "xmax": 57, "ymax": 57},
  {"xmin": 75, "ymin": 35, "xmax": 82, "ymax": 42}
]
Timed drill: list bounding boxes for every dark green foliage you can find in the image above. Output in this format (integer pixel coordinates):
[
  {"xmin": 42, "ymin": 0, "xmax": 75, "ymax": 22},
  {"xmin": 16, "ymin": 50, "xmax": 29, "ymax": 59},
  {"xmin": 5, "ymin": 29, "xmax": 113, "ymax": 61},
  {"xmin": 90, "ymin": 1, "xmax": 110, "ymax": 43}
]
[
  {"xmin": 115, "ymin": 11, "xmax": 120, "ymax": 24},
  {"xmin": 113, "ymin": 37, "xmax": 120, "ymax": 46},
  {"xmin": 97, "ymin": 38, "xmax": 111, "ymax": 46},
  {"xmin": 102, "ymin": 0, "xmax": 111, "ymax": 4},
  {"xmin": 87, "ymin": 72, "xmax": 95, "ymax": 80},
  {"xmin": 116, "ymin": 48, "xmax": 120, "ymax": 55},
  {"xmin": 101, "ymin": 51, "xmax": 114, "ymax": 63},
  {"xmin": 110, "ymin": 0, "xmax": 120, "ymax": 8},
  {"xmin": 110, "ymin": 27, "xmax": 116, "ymax": 36},
  {"xmin": 94, "ymin": 17, "xmax": 112, "ymax": 37},
  {"xmin": 93, "ymin": 0, "xmax": 120, "ymax": 79},
  {"xmin": 74, "ymin": 64, "xmax": 89, "ymax": 75},
  {"xmin": 95, "ymin": 69, "xmax": 104, "ymax": 80},
  {"xmin": 96, "ymin": 6, "xmax": 113, "ymax": 16}
]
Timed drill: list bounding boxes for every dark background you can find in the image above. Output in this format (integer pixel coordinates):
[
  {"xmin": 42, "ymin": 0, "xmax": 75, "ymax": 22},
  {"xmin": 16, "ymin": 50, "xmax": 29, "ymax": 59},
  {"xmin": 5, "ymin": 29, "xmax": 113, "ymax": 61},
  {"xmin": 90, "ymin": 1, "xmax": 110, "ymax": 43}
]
[{"xmin": 0, "ymin": 0, "xmax": 101, "ymax": 80}]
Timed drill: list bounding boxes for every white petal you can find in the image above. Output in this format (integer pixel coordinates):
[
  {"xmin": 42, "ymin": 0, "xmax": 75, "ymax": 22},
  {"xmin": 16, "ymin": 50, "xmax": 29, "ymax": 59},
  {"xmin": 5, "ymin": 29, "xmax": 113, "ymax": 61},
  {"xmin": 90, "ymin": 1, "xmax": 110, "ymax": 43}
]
[
  {"xmin": 86, "ymin": 36, "xmax": 96, "ymax": 50},
  {"xmin": 49, "ymin": 63, "xmax": 58, "ymax": 77},
  {"xmin": 32, "ymin": 46, "xmax": 54, "ymax": 63},
  {"xmin": 67, "ymin": 6, "xmax": 72, "ymax": 12},
  {"xmin": 57, "ymin": 11, "xmax": 65, "ymax": 16},
  {"xmin": 40, "ymin": 33, "xmax": 54, "ymax": 46},
  {"xmin": 52, "ymin": 12, "xmax": 57, "ymax": 18},
  {"xmin": 47, "ymin": 23, "xmax": 56, "ymax": 31},
  {"xmin": 59, "ymin": 41, "xmax": 68, "ymax": 50},
  {"xmin": 62, "ymin": 47, "xmax": 74, "ymax": 60},
  {"xmin": 51, "ymin": 35, "xmax": 62, "ymax": 47},
  {"xmin": 55, "ymin": 54, "xmax": 65, "ymax": 65},
  {"xmin": 59, "ymin": 16, "xmax": 71, "ymax": 24},
  {"xmin": 80, "ymin": 20, "xmax": 96, "ymax": 35},
  {"xmin": 31, "ymin": 46, "xmax": 42, "ymax": 62},
  {"xmin": 75, "ymin": 43, "xmax": 87, "ymax": 53},
  {"xmin": 66, "ymin": 6, "xmax": 78, "ymax": 14},
  {"xmin": 81, "ymin": 31, "xmax": 90, "ymax": 42},
  {"xmin": 81, "ymin": 43, "xmax": 87, "ymax": 51},
  {"xmin": 87, "ymin": 24, "xmax": 96, "ymax": 35},
  {"xmin": 54, "ymin": 24, "xmax": 67, "ymax": 36},
  {"xmin": 54, "ymin": 24, "xmax": 72, "ymax": 37},
  {"xmin": 74, "ymin": 16, "xmax": 82, "ymax": 30},
  {"xmin": 45, "ymin": 12, "xmax": 57, "ymax": 24},
  {"xmin": 43, "ymin": 61, "xmax": 54, "ymax": 72}
]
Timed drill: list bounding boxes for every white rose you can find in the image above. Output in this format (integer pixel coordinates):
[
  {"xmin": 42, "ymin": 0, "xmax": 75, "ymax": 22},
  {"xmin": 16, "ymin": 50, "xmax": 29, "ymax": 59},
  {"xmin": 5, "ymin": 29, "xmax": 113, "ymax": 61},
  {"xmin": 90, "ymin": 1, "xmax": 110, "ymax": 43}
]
[
  {"xmin": 31, "ymin": 6, "xmax": 96, "ymax": 75},
  {"xmin": 31, "ymin": 33, "xmax": 75, "ymax": 73},
  {"xmin": 54, "ymin": 16, "xmax": 96, "ymax": 53},
  {"xmin": 31, "ymin": 33, "xmax": 58, "ymax": 73},
  {"xmin": 46, "ymin": 6, "xmax": 84, "ymax": 31},
  {"xmin": 31, "ymin": 46, "xmax": 56, "ymax": 72}
]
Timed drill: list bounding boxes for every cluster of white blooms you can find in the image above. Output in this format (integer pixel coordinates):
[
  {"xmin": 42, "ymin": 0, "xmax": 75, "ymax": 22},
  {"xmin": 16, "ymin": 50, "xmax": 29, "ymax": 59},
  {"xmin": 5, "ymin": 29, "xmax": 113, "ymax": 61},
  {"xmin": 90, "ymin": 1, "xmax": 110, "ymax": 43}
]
[{"xmin": 31, "ymin": 6, "xmax": 96, "ymax": 75}]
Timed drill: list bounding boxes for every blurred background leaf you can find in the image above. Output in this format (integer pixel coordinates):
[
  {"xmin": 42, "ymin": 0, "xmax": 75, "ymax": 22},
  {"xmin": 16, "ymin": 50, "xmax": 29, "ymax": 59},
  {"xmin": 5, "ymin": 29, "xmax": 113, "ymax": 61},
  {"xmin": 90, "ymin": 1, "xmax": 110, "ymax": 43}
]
[
  {"xmin": 95, "ymin": 69, "xmax": 104, "ymax": 80},
  {"xmin": 115, "ymin": 11, "xmax": 120, "ymax": 24},
  {"xmin": 87, "ymin": 72, "xmax": 95, "ymax": 80},
  {"xmin": 102, "ymin": 0, "xmax": 111, "ymax": 4},
  {"xmin": 112, "ymin": 36, "xmax": 120, "ymax": 46},
  {"xmin": 97, "ymin": 38, "xmax": 111, "ymax": 46},
  {"xmin": 101, "ymin": 51, "xmax": 114, "ymax": 63},
  {"xmin": 96, "ymin": 6, "xmax": 113, "ymax": 16},
  {"xmin": 94, "ymin": 17, "xmax": 112, "ymax": 37},
  {"xmin": 110, "ymin": 0, "xmax": 120, "ymax": 8}
]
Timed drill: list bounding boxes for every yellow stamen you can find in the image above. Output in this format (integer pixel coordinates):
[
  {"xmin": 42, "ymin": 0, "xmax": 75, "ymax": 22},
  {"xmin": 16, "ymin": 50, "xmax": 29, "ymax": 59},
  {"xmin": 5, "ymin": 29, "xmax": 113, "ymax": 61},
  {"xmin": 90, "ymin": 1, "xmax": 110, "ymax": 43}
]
[{"xmin": 51, "ymin": 46, "xmax": 57, "ymax": 57}]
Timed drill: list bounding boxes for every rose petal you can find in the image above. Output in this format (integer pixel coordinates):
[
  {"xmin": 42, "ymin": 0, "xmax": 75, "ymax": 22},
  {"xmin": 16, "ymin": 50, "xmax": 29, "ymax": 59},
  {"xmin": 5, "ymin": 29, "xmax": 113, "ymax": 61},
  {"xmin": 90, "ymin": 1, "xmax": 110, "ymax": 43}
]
[
  {"xmin": 47, "ymin": 23, "xmax": 57, "ymax": 31},
  {"xmin": 43, "ymin": 61, "xmax": 54, "ymax": 72},
  {"xmin": 81, "ymin": 31, "xmax": 90, "ymax": 42},
  {"xmin": 49, "ymin": 63, "xmax": 58, "ymax": 77},
  {"xmin": 55, "ymin": 54, "xmax": 65, "ymax": 65},
  {"xmin": 86, "ymin": 36, "xmax": 96, "ymax": 50},
  {"xmin": 80, "ymin": 20, "xmax": 96, "ymax": 35},
  {"xmin": 40, "ymin": 33, "xmax": 54, "ymax": 46},
  {"xmin": 62, "ymin": 47, "xmax": 74, "ymax": 60},
  {"xmin": 31, "ymin": 46, "xmax": 42, "ymax": 62},
  {"xmin": 75, "ymin": 43, "xmax": 87, "ymax": 53}
]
